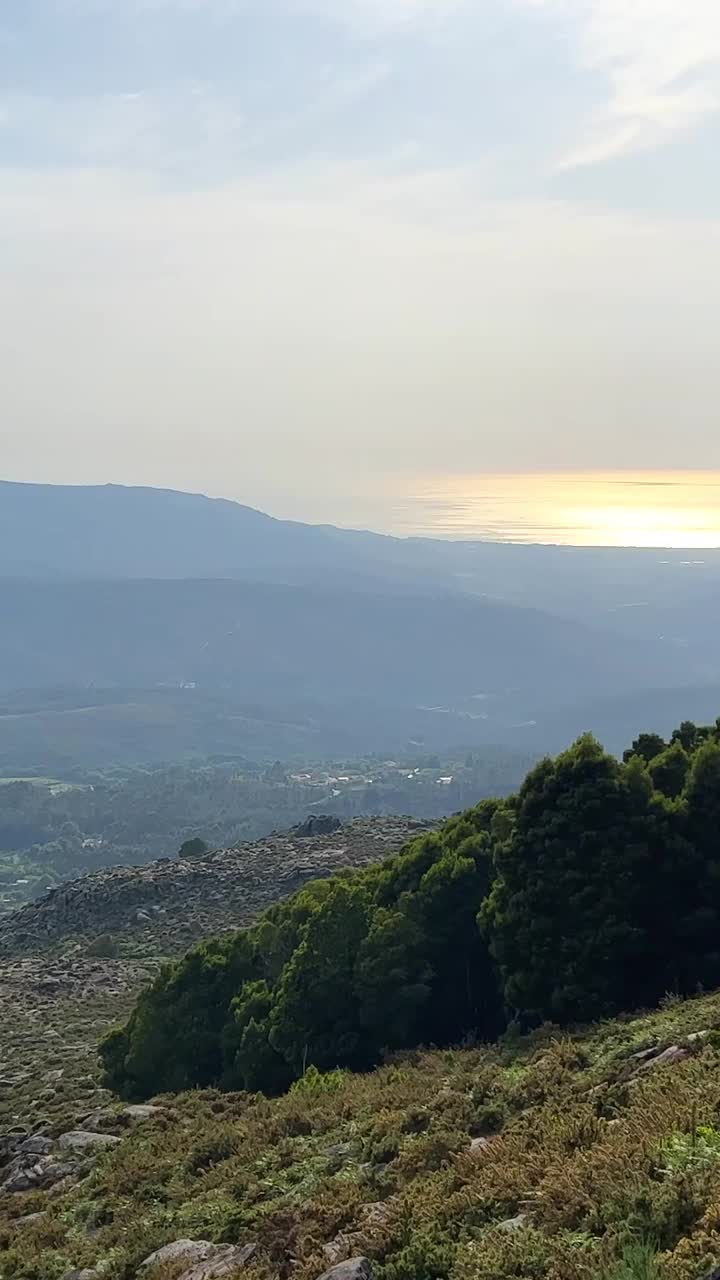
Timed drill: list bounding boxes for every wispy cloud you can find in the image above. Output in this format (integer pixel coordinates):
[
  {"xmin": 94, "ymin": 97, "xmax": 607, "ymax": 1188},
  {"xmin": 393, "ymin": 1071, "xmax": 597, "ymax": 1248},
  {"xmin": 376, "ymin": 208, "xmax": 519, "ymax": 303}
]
[{"xmin": 522, "ymin": 0, "xmax": 720, "ymax": 167}]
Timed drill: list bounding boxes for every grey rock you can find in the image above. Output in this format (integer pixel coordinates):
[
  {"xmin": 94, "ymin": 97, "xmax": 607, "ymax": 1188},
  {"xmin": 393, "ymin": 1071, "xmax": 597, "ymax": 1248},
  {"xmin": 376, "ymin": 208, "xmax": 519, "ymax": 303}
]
[
  {"xmin": 80, "ymin": 1110, "xmax": 118, "ymax": 1133},
  {"xmin": 18, "ymin": 1135, "xmax": 54, "ymax": 1156},
  {"xmin": 316, "ymin": 1260, "xmax": 373, "ymax": 1280},
  {"xmin": 140, "ymin": 1241, "xmax": 219, "ymax": 1270},
  {"xmin": 630, "ymin": 1044, "xmax": 662, "ymax": 1063},
  {"xmin": 635, "ymin": 1045, "xmax": 690, "ymax": 1074},
  {"xmin": 61, "ymin": 1270, "xmax": 101, "ymax": 1280},
  {"xmin": 177, "ymin": 1244, "xmax": 259, "ymax": 1280},
  {"xmin": 123, "ymin": 1104, "xmax": 166, "ymax": 1123},
  {"xmin": 1, "ymin": 1156, "xmax": 75, "ymax": 1193},
  {"xmin": 2, "ymin": 1167, "xmax": 36, "ymax": 1193},
  {"xmin": 497, "ymin": 1214, "xmax": 529, "ymax": 1233},
  {"xmin": 15, "ymin": 1211, "xmax": 48, "ymax": 1226},
  {"xmin": 57, "ymin": 1130, "xmax": 121, "ymax": 1152}
]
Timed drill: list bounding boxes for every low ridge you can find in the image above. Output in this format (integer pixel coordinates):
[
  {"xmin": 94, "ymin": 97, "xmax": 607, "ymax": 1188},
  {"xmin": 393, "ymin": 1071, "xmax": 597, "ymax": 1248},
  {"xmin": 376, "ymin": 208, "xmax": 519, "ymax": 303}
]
[{"xmin": 0, "ymin": 817, "xmax": 435, "ymax": 956}]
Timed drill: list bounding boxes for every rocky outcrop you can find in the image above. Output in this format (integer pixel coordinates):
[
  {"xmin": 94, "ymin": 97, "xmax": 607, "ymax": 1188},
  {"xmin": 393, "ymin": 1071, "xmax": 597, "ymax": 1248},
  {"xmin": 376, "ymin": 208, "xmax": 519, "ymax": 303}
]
[
  {"xmin": 293, "ymin": 814, "xmax": 343, "ymax": 837},
  {"xmin": 316, "ymin": 1260, "xmax": 373, "ymax": 1280},
  {"xmin": 56, "ymin": 1131, "xmax": 121, "ymax": 1153},
  {"xmin": 0, "ymin": 1081, "xmax": 167, "ymax": 1193},
  {"xmin": 140, "ymin": 1241, "xmax": 258, "ymax": 1280},
  {"xmin": 0, "ymin": 817, "xmax": 434, "ymax": 956},
  {"xmin": 140, "ymin": 1241, "xmax": 218, "ymax": 1269}
]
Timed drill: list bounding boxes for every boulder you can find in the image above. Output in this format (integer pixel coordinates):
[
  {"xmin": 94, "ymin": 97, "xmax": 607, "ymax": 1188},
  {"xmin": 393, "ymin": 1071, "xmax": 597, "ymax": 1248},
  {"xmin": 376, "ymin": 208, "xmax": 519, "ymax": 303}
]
[
  {"xmin": 497, "ymin": 1214, "xmax": 529, "ymax": 1233},
  {"xmin": 1, "ymin": 1156, "xmax": 76, "ymax": 1193},
  {"xmin": 316, "ymin": 1260, "xmax": 373, "ymax": 1280},
  {"xmin": 141, "ymin": 1241, "xmax": 258, "ymax": 1278},
  {"xmin": 141, "ymin": 1241, "xmax": 218, "ymax": 1270},
  {"xmin": 635, "ymin": 1045, "xmax": 690, "ymax": 1074},
  {"xmin": 80, "ymin": 1110, "xmax": 118, "ymax": 1133},
  {"xmin": 17, "ymin": 1135, "xmax": 54, "ymax": 1156},
  {"xmin": 177, "ymin": 1244, "xmax": 259, "ymax": 1280},
  {"xmin": 57, "ymin": 1130, "xmax": 121, "ymax": 1152},
  {"xmin": 123, "ymin": 1105, "xmax": 166, "ymax": 1123},
  {"xmin": 294, "ymin": 815, "xmax": 343, "ymax": 838}
]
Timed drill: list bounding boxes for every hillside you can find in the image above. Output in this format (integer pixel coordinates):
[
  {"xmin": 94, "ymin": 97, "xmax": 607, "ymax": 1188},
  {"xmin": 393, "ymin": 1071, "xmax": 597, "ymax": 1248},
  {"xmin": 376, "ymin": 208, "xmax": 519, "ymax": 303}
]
[
  {"xmin": 5, "ymin": 981, "xmax": 720, "ymax": 1280},
  {"xmin": 5, "ymin": 481, "xmax": 720, "ymax": 769},
  {"xmin": 0, "ymin": 754, "xmax": 529, "ymax": 914},
  {"xmin": 0, "ymin": 577, "xmax": 701, "ymax": 773},
  {"xmin": 0, "ymin": 816, "xmax": 434, "ymax": 955},
  {"xmin": 0, "ymin": 819, "xmax": 432, "ymax": 1179},
  {"xmin": 0, "ymin": 578, "xmax": 678, "ymax": 702},
  {"xmin": 5, "ymin": 726, "xmax": 720, "ymax": 1279}
]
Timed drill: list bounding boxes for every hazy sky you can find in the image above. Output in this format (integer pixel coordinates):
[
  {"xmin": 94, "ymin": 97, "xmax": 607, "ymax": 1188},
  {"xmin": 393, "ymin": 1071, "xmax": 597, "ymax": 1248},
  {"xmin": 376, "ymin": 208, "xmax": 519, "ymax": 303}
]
[{"xmin": 2, "ymin": 0, "xmax": 720, "ymax": 525}]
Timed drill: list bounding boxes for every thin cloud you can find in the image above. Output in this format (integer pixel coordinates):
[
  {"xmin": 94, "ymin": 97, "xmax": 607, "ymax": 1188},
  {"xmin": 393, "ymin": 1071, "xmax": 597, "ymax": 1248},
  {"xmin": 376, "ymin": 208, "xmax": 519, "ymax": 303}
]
[{"xmin": 522, "ymin": 0, "xmax": 720, "ymax": 167}]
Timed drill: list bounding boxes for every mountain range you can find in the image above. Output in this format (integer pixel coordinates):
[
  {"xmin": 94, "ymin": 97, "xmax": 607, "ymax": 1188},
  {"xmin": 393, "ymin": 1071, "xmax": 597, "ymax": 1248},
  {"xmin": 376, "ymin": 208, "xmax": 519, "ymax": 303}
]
[{"xmin": 2, "ymin": 479, "xmax": 719, "ymax": 765}]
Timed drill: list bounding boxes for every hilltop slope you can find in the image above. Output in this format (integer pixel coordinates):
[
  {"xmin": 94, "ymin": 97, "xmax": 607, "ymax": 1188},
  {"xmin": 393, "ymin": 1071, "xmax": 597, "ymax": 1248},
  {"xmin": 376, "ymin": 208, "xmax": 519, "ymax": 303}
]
[
  {"xmin": 0, "ymin": 816, "xmax": 434, "ymax": 956},
  {"xmin": 5, "ymin": 987, "xmax": 720, "ymax": 1280}
]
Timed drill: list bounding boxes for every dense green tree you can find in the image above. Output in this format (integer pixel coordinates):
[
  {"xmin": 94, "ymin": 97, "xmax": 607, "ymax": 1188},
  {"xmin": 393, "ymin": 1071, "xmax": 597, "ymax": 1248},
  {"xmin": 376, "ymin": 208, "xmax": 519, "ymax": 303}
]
[
  {"xmin": 671, "ymin": 720, "xmax": 713, "ymax": 753},
  {"xmin": 269, "ymin": 880, "xmax": 374, "ymax": 1073},
  {"xmin": 623, "ymin": 732, "xmax": 666, "ymax": 764},
  {"xmin": 104, "ymin": 934, "xmax": 260, "ymax": 1099},
  {"xmin": 480, "ymin": 737, "xmax": 658, "ymax": 1023},
  {"xmin": 679, "ymin": 741, "xmax": 720, "ymax": 989},
  {"xmin": 355, "ymin": 909, "xmax": 431, "ymax": 1048},
  {"xmin": 223, "ymin": 980, "xmax": 292, "ymax": 1093},
  {"xmin": 648, "ymin": 742, "xmax": 690, "ymax": 799},
  {"xmin": 177, "ymin": 837, "xmax": 209, "ymax": 859},
  {"xmin": 101, "ymin": 716, "xmax": 720, "ymax": 1102}
]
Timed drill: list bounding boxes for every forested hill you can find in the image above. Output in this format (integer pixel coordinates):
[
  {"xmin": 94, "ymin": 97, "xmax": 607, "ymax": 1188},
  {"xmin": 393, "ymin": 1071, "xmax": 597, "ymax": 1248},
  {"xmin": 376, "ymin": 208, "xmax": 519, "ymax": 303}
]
[{"xmin": 103, "ymin": 717, "xmax": 720, "ymax": 1101}]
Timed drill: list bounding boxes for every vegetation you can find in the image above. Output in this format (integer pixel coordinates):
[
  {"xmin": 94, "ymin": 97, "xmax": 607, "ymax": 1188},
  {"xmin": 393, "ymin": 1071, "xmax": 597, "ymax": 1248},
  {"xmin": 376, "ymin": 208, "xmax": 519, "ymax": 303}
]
[
  {"xmin": 102, "ymin": 720, "xmax": 720, "ymax": 1102},
  {"xmin": 0, "ymin": 750, "xmax": 530, "ymax": 913},
  {"xmin": 9, "ymin": 991, "xmax": 720, "ymax": 1280}
]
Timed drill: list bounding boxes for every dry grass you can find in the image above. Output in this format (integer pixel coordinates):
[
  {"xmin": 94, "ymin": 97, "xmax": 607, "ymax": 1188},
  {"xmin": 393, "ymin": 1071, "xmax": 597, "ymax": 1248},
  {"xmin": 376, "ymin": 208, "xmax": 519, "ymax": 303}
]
[{"xmin": 5, "ymin": 991, "xmax": 720, "ymax": 1280}]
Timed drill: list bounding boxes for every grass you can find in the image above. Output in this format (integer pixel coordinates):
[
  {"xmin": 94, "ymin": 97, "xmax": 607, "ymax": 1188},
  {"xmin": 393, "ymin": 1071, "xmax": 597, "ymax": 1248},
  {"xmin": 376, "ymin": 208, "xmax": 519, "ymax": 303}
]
[{"xmin": 5, "ymin": 991, "xmax": 720, "ymax": 1280}]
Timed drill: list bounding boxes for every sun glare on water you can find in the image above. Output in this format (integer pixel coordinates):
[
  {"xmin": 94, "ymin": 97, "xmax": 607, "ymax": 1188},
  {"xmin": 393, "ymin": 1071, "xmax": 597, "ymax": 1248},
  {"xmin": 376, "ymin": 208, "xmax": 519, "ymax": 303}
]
[{"xmin": 395, "ymin": 472, "xmax": 720, "ymax": 548}]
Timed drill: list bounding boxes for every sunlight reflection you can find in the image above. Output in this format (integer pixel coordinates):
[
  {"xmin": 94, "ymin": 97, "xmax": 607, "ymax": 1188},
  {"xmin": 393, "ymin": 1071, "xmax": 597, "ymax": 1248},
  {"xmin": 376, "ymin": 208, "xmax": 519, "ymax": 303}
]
[{"xmin": 393, "ymin": 472, "xmax": 720, "ymax": 547}]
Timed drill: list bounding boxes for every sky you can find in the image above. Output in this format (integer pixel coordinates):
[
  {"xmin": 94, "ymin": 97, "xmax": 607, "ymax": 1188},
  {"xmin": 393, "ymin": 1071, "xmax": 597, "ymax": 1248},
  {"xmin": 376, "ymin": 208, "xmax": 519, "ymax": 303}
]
[{"xmin": 2, "ymin": 0, "xmax": 720, "ymax": 528}]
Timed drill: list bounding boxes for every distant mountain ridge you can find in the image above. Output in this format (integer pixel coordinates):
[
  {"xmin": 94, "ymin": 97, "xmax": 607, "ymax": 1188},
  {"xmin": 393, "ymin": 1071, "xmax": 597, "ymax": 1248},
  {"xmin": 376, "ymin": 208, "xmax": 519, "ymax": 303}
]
[
  {"xmin": 2, "ymin": 479, "xmax": 720, "ymax": 765},
  {"xmin": 0, "ymin": 480, "xmax": 414, "ymax": 584}
]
